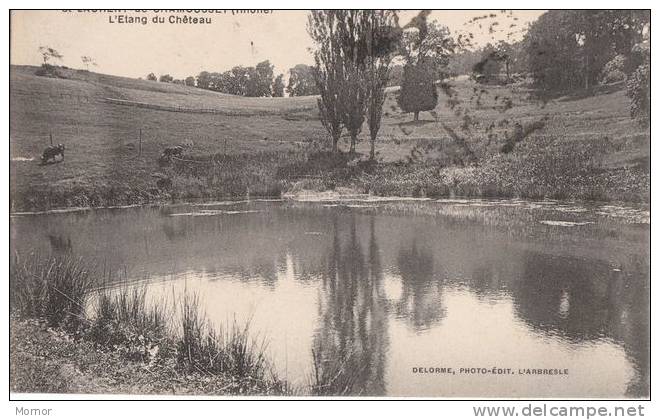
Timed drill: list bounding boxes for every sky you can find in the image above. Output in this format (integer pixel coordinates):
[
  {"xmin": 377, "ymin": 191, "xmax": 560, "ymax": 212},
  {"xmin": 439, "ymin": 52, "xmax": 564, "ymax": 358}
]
[{"xmin": 10, "ymin": 10, "xmax": 545, "ymax": 80}]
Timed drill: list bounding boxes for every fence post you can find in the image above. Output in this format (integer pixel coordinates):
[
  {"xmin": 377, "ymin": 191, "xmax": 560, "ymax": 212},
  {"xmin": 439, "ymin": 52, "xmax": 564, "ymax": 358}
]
[
  {"xmin": 49, "ymin": 132, "xmax": 53, "ymax": 146},
  {"xmin": 139, "ymin": 129, "xmax": 142, "ymax": 156}
]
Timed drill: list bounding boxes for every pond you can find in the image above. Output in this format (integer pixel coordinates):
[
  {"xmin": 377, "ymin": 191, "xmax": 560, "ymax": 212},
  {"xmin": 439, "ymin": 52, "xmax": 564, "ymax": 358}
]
[{"xmin": 10, "ymin": 197, "xmax": 650, "ymax": 398}]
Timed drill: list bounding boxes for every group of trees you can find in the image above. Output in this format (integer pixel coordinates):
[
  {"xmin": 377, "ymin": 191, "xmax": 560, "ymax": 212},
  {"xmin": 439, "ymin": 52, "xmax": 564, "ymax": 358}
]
[
  {"xmin": 38, "ymin": 47, "xmax": 98, "ymax": 72},
  {"xmin": 445, "ymin": 10, "xmax": 649, "ymax": 95},
  {"xmin": 309, "ymin": 10, "xmax": 454, "ymax": 158},
  {"xmin": 145, "ymin": 72, "xmax": 190, "ymax": 85},
  {"xmin": 195, "ymin": 61, "xmax": 282, "ymax": 97},
  {"xmin": 147, "ymin": 62, "xmax": 321, "ymax": 98},
  {"xmin": 523, "ymin": 10, "xmax": 650, "ymax": 92},
  {"xmin": 522, "ymin": 10, "xmax": 650, "ymax": 122},
  {"xmin": 147, "ymin": 60, "xmax": 286, "ymax": 97},
  {"xmin": 445, "ymin": 11, "xmax": 650, "ymax": 122},
  {"xmin": 309, "ymin": 10, "xmax": 401, "ymax": 157},
  {"xmin": 467, "ymin": 41, "xmax": 525, "ymax": 84}
]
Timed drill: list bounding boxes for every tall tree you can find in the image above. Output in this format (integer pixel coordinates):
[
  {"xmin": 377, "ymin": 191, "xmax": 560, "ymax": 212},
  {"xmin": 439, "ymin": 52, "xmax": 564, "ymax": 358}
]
[
  {"xmin": 398, "ymin": 60, "xmax": 438, "ymax": 121},
  {"xmin": 308, "ymin": 11, "xmax": 345, "ymax": 153},
  {"xmin": 196, "ymin": 71, "xmax": 212, "ymax": 89},
  {"xmin": 80, "ymin": 55, "xmax": 97, "ymax": 71},
  {"xmin": 39, "ymin": 46, "xmax": 63, "ymax": 65},
  {"xmin": 364, "ymin": 10, "xmax": 400, "ymax": 160},
  {"xmin": 397, "ymin": 14, "xmax": 454, "ymax": 121},
  {"xmin": 231, "ymin": 66, "xmax": 249, "ymax": 95},
  {"xmin": 334, "ymin": 11, "xmax": 370, "ymax": 154},
  {"xmin": 310, "ymin": 10, "xmax": 401, "ymax": 154},
  {"xmin": 627, "ymin": 39, "xmax": 650, "ymax": 124}
]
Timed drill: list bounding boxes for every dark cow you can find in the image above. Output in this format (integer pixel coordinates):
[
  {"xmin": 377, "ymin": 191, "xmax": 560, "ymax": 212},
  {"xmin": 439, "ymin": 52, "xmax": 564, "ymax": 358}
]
[
  {"xmin": 41, "ymin": 144, "xmax": 65, "ymax": 164},
  {"xmin": 158, "ymin": 145, "xmax": 184, "ymax": 165},
  {"xmin": 162, "ymin": 146, "xmax": 183, "ymax": 158}
]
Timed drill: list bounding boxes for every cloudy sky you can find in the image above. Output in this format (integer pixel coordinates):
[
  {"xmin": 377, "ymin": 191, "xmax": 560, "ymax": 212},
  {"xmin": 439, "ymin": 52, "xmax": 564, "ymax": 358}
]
[{"xmin": 11, "ymin": 10, "xmax": 544, "ymax": 79}]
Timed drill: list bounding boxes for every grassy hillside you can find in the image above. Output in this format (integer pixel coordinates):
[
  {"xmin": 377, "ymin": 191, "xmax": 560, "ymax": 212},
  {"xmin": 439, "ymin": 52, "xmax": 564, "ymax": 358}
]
[{"xmin": 9, "ymin": 65, "xmax": 649, "ymax": 211}]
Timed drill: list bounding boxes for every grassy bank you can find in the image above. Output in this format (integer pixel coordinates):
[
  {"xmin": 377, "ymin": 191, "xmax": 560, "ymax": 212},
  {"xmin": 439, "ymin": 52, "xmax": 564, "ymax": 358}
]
[
  {"xmin": 282, "ymin": 134, "xmax": 649, "ymax": 203},
  {"xmin": 10, "ymin": 318, "xmax": 283, "ymax": 396},
  {"xmin": 10, "ymin": 254, "xmax": 288, "ymax": 396},
  {"xmin": 354, "ymin": 137, "xmax": 650, "ymax": 203},
  {"xmin": 10, "ymin": 150, "xmax": 306, "ymax": 212},
  {"xmin": 10, "ymin": 136, "xmax": 650, "ymax": 212}
]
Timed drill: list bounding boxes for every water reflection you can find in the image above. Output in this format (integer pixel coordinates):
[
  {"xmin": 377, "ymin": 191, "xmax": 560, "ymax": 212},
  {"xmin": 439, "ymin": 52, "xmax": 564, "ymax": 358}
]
[
  {"xmin": 510, "ymin": 252, "xmax": 650, "ymax": 396},
  {"xmin": 312, "ymin": 215, "xmax": 388, "ymax": 395},
  {"xmin": 395, "ymin": 241, "xmax": 444, "ymax": 331},
  {"xmin": 46, "ymin": 233, "xmax": 72, "ymax": 254},
  {"xmin": 9, "ymin": 200, "xmax": 650, "ymax": 397}
]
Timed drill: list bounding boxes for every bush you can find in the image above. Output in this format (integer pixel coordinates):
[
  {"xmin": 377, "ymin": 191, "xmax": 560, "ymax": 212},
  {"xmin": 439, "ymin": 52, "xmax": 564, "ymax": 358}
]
[
  {"xmin": 599, "ymin": 55, "xmax": 627, "ymax": 84},
  {"xmin": 35, "ymin": 64, "xmax": 63, "ymax": 78},
  {"xmin": 626, "ymin": 42, "xmax": 650, "ymax": 124},
  {"xmin": 627, "ymin": 65, "xmax": 650, "ymax": 124}
]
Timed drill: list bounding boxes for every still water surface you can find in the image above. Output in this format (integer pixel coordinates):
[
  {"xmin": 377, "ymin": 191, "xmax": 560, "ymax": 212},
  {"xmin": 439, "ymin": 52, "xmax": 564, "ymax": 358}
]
[{"xmin": 10, "ymin": 198, "xmax": 650, "ymax": 397}]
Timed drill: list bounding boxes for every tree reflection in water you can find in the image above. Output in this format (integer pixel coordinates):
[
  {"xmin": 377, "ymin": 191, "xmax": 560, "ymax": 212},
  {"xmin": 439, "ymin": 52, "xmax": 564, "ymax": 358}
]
[
  {"xmin": 511, "ymin": 251, "xmax": 649, "ymax": 397},
  {"xmin": 311, "ymin": 214, "xmax": 388, "ymax": 395},
  {"xmin": 395, "ymin": 240, "xmax": 444, "ymax": 331}
]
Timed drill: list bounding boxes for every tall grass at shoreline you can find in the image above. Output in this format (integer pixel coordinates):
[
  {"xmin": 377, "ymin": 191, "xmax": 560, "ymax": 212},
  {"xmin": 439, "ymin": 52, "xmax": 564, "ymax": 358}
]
[
  {"xmin": 178, "ymin": 293, "xmax": 276, "ymax": 382},
  {"xmin": 10, "ymin": 253, "xmax": 93, "ymax": 332},
  {"xmin": 309, "ymin": 348, "xmax": 365, "ymax": 396},
  {"xmin": 10, "ymin": 253, "xmax": 288, "ymax": 394},
  {"xmin": 86, "ymin": 285, "xmax": 170, "ymax": 361}
]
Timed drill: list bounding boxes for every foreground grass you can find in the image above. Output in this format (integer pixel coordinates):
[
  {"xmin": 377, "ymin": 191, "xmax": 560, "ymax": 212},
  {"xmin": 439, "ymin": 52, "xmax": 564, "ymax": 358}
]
[
  {"xmin": 10, "ymin": 254, "xmax": 288, "ymax": 396},
  {"xmin": 10, "ymin": 317, "xmax": 283, "ymax": 396}
]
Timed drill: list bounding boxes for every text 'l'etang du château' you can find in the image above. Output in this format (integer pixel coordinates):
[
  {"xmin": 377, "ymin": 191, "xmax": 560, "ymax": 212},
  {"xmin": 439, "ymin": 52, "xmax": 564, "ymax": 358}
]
[{"xmin": 62, "ymin": 10, "xmax": 274, "ymax": 25}]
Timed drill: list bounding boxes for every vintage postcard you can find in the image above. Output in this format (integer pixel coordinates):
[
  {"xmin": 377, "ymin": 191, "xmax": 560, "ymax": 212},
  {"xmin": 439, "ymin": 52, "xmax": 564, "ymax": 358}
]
[{"xmin": 9, "ymin": 9, "xmax": 650, "ymax": 400}]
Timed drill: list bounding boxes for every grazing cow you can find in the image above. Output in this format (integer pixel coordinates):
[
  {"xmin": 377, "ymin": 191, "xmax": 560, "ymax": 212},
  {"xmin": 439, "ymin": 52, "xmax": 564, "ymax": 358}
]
[
  {"xmin": 41, "ymin": 144, "xmax": 65, "ymax": 164},
  {"xmin": 162, "ymin": 146, "xmax": 183, "ymax": 158},
  {"xmin": 158, "ymin": 145, "xmax": 184, "ymax": 165}
]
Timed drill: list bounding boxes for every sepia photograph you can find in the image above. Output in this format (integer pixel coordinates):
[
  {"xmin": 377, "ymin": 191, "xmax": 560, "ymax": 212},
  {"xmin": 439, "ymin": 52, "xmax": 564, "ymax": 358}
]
[{"xmin": 8, "ymin": 8, "xmax": 650, "ymax": 400}]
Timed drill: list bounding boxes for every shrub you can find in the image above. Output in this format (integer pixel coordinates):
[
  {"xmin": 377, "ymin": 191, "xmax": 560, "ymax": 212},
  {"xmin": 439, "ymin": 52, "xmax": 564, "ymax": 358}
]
[
  {"xmin": 626, "ymin": 42, "xmax": 650, "ymax": 124},
  {"xmin": 599, "ymin": 55, "xmax": 627, "ymax": 84},
  {"xmin": 35, "ymin": 64, "xmax": 63, "ymax": 78},
  {"xmin": 627, "ymin": 64, "xmax": 650, "ymax": 124}
]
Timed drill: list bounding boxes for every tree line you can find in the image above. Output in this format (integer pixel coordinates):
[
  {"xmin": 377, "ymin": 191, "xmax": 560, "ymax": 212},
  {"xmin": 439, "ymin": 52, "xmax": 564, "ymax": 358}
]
[{"xmin": 146, "ymin": 61, "xmax": 321, "ymax": 98}]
